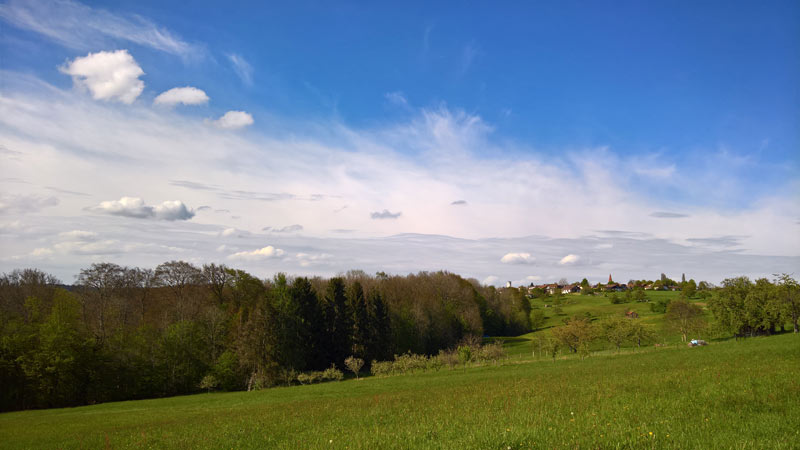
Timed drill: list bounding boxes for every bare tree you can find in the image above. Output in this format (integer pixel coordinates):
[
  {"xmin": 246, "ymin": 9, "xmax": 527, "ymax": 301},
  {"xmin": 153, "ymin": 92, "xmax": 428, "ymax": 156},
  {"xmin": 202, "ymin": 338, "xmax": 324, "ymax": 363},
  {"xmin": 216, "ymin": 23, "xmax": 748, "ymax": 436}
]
[
  {"xmin": 202, "ymin": 263, "xmax": 231, "ymax": 305},
  {"xmin": 123, "ymin": 267, "xmax": 156, "ymax": 325},
  {"xmin": 77, "ymin": 263, "xmax": 125, "ymax": 340},
  {"xmin": 155, "ymin": 261, "xmax": 203, "ymax": 321}
]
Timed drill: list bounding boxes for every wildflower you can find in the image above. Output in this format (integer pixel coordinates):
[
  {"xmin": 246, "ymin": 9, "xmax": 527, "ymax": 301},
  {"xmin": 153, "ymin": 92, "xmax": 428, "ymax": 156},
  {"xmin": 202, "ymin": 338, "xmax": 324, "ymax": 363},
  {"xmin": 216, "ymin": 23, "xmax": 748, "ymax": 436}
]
[{"xmin": 649, "ymin": 432, "xmax": 653, "ymax": 436}]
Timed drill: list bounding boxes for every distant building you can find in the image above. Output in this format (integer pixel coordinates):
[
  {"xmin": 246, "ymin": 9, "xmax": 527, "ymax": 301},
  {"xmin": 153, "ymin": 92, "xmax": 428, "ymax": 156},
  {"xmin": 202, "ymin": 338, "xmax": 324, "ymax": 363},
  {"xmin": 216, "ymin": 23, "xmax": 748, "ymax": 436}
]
[
  {"xmin": 561, "ymin": 284, "xmax": 580, "ymax": 294},
  {"xmin": 506, "ymin": 281, "xmax": 512, "ymax": 288}
]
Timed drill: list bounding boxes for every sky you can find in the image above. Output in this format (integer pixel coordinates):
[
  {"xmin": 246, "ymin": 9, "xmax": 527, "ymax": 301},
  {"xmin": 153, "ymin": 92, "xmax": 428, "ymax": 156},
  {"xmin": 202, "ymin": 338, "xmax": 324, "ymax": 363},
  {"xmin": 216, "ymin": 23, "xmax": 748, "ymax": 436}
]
[{"xmin": 1, "ymin": 0, "xmax": 798, "ymax": 285}]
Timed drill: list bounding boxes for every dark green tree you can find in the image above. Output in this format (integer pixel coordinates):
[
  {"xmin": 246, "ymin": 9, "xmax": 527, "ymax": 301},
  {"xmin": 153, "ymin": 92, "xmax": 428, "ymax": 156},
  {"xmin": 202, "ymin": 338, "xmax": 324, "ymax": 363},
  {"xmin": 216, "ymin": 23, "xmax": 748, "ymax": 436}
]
[{"xmin": 348, "ymin": 281, "xmax": 369, "ymax": 360}]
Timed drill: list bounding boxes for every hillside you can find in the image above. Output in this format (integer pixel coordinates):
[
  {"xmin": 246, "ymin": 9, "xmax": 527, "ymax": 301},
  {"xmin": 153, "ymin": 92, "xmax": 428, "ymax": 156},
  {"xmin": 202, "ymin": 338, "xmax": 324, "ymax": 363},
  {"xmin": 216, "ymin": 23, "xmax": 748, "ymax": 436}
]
[
  {"xmin": 498, "ymin": 290, "xmax": 696, "ymax": 356},
  {"xmin": 1, "ymin": 333, "xmax": 797, "ymax": 449}
]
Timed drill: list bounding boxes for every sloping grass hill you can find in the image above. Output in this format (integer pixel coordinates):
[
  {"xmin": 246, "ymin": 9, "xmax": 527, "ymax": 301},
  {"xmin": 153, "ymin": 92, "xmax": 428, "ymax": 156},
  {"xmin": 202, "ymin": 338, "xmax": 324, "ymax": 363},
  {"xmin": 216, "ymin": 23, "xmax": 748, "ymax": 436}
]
[{"xmin": 1, "ymin": 333, "xmax": 797, "ymax": 449}]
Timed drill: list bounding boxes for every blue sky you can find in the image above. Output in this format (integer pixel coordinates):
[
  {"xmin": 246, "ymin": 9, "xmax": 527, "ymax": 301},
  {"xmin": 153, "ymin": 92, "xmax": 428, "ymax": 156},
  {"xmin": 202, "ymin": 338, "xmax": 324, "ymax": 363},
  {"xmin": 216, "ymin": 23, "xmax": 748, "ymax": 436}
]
[{"xmin": 1, "ymin": 0, "xmax": 798, "ymax": 283}]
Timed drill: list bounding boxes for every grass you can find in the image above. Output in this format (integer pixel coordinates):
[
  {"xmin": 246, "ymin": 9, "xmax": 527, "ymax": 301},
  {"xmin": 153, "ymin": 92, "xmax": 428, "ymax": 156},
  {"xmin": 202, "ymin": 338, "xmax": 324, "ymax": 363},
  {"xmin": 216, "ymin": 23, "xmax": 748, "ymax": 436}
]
[{"xmin": 1, "ymin": 333, "xmax": 798, "ymax": 449}]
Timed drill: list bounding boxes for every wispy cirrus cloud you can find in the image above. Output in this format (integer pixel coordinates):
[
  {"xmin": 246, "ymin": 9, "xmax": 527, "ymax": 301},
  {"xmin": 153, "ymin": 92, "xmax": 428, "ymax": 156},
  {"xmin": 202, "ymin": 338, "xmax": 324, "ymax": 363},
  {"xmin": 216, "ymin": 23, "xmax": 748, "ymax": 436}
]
[
  {"xmin": 228, "ymin": 54, "xmax": 254, "ymax": 86},
  {"xmin": 0, "ymin": 194, "xmax": 59, "ymax": 215},
  {"xmin": 0, "ymin": 70, "xmax": 797, "ymax": 283},
  {"xmin": 0, "ymin": 0, "xmax": 202, "ymax": 58},
  {"xmin": 650, "ymin": 211, "xmax": 690, "ymax": 219}
]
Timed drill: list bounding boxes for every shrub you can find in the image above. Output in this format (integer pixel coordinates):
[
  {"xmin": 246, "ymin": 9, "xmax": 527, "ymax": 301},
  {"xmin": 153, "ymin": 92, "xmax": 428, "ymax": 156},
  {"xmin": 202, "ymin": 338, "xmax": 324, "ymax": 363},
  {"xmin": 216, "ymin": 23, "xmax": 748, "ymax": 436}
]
[
  {"xmin": 436, "ymin": 349, "xmax": 460, "ymax": 368},
  {"xmin": 457, "ymin": 345, "xmax": 472, "ymax": 365},
  {"xmin": 199, "ymin": 374, "xmax": 219, "ymax": 393},
  {"xmin": 321, "ymin": 365, "xmax": 344, "ymax": 382},
  {"xmin": 370, "ymin": 360, "xmax": 393, "ymax": 377},
  {"xmin": 476, "ymin": 341, "xmax": 505, "ymax": 362}
]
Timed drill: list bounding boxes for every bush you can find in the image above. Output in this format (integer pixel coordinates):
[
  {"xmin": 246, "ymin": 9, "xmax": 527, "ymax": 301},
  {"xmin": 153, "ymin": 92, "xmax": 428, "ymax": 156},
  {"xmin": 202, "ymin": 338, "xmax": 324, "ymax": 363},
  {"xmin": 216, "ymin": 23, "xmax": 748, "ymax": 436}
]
[
  {"xmin": 457, "ymin": 345, "xmax": 472, "ymax": 364},
  {"xmin": 650, "ymin": 298, "xmax": 671, "ymax": 313},
  {"xmin": 370, "ymin": 360, "xmax": 394, "ymax": 377},
  {"xmin": 297, "ymin": 365, "xmax": 344, "ymax": 384},
  {"xmin": 476, "ymin": 341, "xmax": 505, "ymax": 362},
  {"xmin": 321, "ymin": 365, "xmax": 344, "ymax": 381},
  {"xmin": 436, "ymin": 349, "xmax": 460, "ymax": 368},
  {"xmin": 198, "ymin": 374, "xmax": 219, "ymax": 393}
]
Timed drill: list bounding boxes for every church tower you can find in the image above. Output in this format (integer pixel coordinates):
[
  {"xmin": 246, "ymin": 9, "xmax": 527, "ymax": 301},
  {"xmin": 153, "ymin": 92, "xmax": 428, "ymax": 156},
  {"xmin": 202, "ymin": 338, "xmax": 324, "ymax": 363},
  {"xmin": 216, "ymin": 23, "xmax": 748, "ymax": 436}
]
[{"xmin": 608, "ymin": 274, "xmax": 613, "ymax": 283}]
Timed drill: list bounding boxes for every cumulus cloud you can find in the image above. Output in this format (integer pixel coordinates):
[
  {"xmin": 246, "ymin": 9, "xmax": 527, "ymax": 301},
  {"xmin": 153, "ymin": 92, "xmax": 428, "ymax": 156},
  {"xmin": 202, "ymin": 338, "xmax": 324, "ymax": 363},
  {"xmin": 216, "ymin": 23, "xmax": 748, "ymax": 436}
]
[
  {"xmin": 558, "ymin": 254, "xmax": 581, "ymax": 265},
  {"xmin": 91, "ymin": 197, "xmax": 194, "ymax": 220},
  {"xmin": 482, "ymin": 275, "xmax": 499, "ymax": 286},
  {"xmin": 500, "ymin": 252, "xmax": 535, "ymax": 264},
  {"xmin": 371, "ymin": 210, "xmax": 402, "ymax": 220},
  {"xmin": 228, "ymin": 54, "xmax": 253, "ymax": 86},
  {"xmin": 210, "ymin": 111, "xmax": 253, "ymax": 129},
  {"xmin": 1, "ymin": 72, "xmax": 798, "ymax": 281},
  {"xmin": 153, "ymin": 87, "xmax": 209, "ymax": 106},
  {"xmin": 229, "ymin": 245, "xmax": 285, "ymax": 260},
  {"xmin": 59, "ymin": 50, "xmax": 144, "ymax": 104}
]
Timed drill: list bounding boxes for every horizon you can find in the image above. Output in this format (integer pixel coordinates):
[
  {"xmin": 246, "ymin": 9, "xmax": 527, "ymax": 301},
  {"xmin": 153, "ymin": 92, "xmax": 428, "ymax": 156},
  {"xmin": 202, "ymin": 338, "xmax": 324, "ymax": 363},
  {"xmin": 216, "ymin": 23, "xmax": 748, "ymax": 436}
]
[{"xmin": 1, "ymin": 0, "xmax": 798, "ymax": 285}]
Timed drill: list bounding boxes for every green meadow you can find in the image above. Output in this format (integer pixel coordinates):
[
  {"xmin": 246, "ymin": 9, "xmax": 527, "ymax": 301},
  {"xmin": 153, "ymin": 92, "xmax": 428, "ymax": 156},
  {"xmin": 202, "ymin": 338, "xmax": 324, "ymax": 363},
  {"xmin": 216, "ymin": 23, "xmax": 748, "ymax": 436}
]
[{"xmin": 2, "ymin": 332, "xmax": 797, "ymax": 449}]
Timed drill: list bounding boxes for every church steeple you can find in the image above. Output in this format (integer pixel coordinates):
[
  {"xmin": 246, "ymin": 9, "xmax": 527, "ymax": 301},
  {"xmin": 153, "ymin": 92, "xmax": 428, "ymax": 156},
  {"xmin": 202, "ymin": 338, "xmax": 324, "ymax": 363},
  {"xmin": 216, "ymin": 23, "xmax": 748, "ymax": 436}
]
[{"xmin": 608, "ymin": 274, "xmax": 613, "ymax": 283}]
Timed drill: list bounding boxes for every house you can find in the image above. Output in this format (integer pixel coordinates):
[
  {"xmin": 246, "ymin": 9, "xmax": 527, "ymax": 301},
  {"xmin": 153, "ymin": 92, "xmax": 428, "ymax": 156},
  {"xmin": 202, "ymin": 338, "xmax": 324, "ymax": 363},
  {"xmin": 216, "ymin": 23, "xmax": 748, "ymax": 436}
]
[
  {"xmin": 605, "ymin": 283, "xmax": 627, "ymax": 292},
  {"xmin": 561, "ymin": 284, "xmax": 580, "ymax": 294},
  {"xmin": 625, "ymin": 311, "xmax": 639, "ymax": 319},
  {"xmin": 545, "ymin": 283, "xmax": 561, "ymax": 294}
]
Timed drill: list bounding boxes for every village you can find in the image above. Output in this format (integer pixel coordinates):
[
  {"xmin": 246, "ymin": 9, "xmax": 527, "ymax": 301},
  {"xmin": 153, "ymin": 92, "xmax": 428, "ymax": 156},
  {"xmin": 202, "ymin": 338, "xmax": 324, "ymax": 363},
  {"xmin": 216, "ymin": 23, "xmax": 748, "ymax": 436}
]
[{"xmin": 508, "ymin": 273, "xmax": 689, "ymax": 295}]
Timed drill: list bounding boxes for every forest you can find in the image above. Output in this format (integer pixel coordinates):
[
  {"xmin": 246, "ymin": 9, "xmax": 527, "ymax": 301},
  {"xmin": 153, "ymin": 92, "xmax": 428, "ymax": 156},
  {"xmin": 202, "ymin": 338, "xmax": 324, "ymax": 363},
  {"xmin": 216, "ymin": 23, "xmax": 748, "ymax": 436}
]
[{"xmin": 0, "ymin": 262, "xmax": 531, "ymax": 411}]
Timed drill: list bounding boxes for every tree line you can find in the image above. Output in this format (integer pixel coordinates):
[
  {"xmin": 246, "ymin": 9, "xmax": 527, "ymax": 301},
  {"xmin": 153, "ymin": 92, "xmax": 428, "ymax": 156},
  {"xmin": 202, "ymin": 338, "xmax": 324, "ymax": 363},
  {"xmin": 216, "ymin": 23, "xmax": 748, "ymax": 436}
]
[{"xmin": 0, "ymin": 263, "xmax": 531, "ymax": 411}]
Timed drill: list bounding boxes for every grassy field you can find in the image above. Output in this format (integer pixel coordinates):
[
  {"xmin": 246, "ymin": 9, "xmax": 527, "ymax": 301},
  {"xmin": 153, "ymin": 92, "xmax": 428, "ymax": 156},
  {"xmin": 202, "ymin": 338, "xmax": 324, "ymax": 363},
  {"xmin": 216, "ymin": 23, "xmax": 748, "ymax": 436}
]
[
  {"xmin": 1, "ymin": 333, "xmax": 798, "ymax": 449},
  {"xmin": 497, "ymin": 291, "xmax": 690, "ymax": 357}
]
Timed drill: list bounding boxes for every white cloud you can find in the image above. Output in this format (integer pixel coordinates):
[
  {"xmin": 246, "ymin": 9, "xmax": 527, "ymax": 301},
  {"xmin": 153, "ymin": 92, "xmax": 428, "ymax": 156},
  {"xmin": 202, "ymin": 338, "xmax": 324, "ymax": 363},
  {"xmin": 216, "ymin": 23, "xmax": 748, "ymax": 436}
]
[
  {"xmin": 0, "ymin": 194, "xmax": 59, "ymax": 215},
  {"xmin": 228, "ymin": 54, "xmax": 253, "ymax": 86},
  {"xmin": 0, "ymin": 0, "xmax": 200, "ymax": 58},
  {"xmin": 295, "ymin": 252, "xmax": 332, "ymax": 267},
  {"xmin": 58, "ymin": 230, "xmax": 97, "ymax": 241},
  {"xmin": 526, "ymin": 275, "xmax": 542, "ymax": 281},
  {"xmin": 501, "ymin": 252, "xmax": 535, "ymax": 264},
  {"xmin": 229, "ymin": 245, "xmax": 285, "ymax": 260},
  {"xmin": 91, "ymin": 197, "xmax": 194, "ymax": 220},
  {"xmin": 0, "ymin": 72, "xmax": 798, "ymax": 282},
  {"xmin": 559, "ymin": 254, "xmax": 581, "ymax": 265},
  {"xmin": 154, "ymin": 87, "xmax": 209, "ymax": 107},
  {"xmin": 482, "ymin": 275, "xmax": 499, "ymax": 286},
  {"xmin": 211, "ymin": 111, "xmax": 253, "ymax": 129},
  {"xmin": 385, "ymin": 91, "xmax": 409, "ymax": 108},
  {"xmin": 59, "ymin": 50, "xmax": 144, "ymax": 104},
  {"xmin": 220, "ymin": 228, "xmax": 237, "ymax": 237}
]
